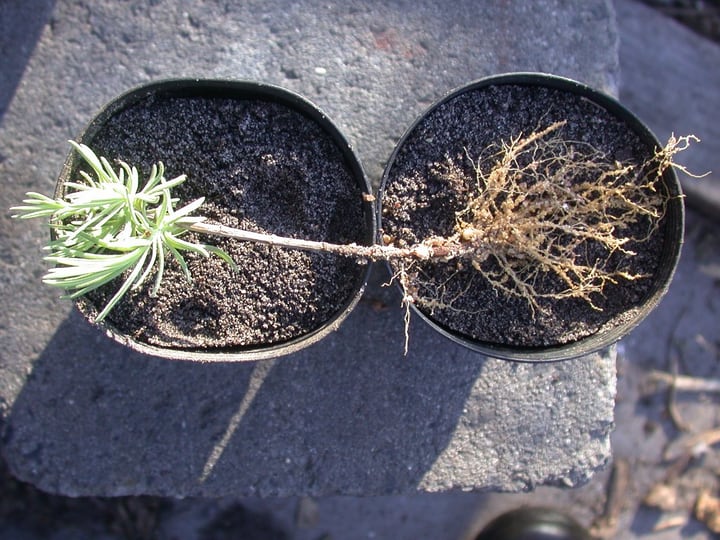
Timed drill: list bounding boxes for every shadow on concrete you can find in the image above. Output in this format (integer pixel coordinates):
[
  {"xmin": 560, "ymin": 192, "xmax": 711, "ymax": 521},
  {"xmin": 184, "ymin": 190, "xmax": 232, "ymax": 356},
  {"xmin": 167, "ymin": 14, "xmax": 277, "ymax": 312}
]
[
  {"xmin": 630, "ymin": 505, "xmax": 708, "ymax": 538},
  {"xmin": 198, "ymin": 503, "xmax": 289, "ymax": 540},
  {"xmin": 2, "ymin": 268, "xmax": 486, "ymax": 497},
  {"xmin": 0, "ymin": 1, "xmax": 57, "ymax": 124}
]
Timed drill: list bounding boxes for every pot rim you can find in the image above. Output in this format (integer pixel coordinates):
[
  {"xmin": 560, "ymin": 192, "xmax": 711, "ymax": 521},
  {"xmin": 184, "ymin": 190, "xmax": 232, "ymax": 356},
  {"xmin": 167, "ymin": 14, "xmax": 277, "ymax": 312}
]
[
  {"xmin": 59, "ymin": 78, "xmax": 375, "ymax": 362},
  {"xmin": 378, "ymin": 72, "xmax": 684, "ymax": 362}
]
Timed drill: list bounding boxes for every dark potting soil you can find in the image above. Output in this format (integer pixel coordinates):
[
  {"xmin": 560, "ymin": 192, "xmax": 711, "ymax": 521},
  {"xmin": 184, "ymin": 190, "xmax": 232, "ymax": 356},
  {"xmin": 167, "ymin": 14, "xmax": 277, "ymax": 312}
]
[
  {"xmin": 80, "ymin": 93, "xmax": 370, "ymax": 351},
  {"xmin": 381, "ymin": 84, "xmax": 672, "ymax": 348}
]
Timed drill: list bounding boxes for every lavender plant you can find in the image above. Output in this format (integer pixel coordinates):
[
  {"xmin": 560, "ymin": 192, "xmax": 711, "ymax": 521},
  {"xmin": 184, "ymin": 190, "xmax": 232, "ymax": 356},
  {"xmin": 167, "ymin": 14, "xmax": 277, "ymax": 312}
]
[
  {"xmin": 12, "ymin": 142, "xmax": 235, "ymax": 321},
  {"xmin": 12, "ymin": 129, "xmax": 699, "ymax": 326}
]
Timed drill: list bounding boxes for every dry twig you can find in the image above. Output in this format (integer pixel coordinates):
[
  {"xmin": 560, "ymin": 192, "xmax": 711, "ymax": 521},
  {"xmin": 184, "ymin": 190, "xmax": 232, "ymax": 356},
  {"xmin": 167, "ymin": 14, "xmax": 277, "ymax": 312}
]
[
  {"xmin": 649, "ymin": 371, "xmax": 720, "ymax": 393},
  {"xmin": 664, "ymin": 427, "xmax": 720, "ymax": 462},
  {"xmin": 590, "ymin": 458, "xmax": 631, "ymax": 539}
]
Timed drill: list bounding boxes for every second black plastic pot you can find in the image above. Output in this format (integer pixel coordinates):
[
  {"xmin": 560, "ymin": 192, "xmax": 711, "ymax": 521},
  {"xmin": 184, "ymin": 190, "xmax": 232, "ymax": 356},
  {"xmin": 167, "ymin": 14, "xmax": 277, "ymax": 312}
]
[{"xmin": 378, "ymin": 73, "xmax": 684, "ymax": 362}]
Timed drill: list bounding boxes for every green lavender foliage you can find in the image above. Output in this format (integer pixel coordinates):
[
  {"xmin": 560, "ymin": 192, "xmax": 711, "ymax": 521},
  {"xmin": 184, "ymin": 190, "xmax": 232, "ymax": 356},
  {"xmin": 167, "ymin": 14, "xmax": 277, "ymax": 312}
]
[{"xmin": 12, "ymin": 142, "xmax": 235, "ymax": 321}]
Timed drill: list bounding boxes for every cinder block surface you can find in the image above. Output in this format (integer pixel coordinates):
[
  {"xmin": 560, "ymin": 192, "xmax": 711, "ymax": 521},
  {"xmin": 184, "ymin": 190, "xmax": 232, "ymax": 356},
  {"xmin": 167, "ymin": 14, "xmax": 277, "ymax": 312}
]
[
  {"xmin": 616, "ymin": 0, "xmax": 720, "ymax": 221},
  {"xmin": 0, "ymin": 0, "xmax": 618, "ymax": 497}
]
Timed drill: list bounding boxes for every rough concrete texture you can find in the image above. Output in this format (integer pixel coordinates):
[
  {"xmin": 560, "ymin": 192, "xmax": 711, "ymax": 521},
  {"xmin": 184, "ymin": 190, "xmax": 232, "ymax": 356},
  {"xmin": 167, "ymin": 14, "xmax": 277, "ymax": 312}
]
[
  {"xmin": 0, "ymin": 0, "xmax": 621, "ymax": 498},
  {"xmin": 617, "ymin": 0, "xmax": 720, "ymax": 222}
]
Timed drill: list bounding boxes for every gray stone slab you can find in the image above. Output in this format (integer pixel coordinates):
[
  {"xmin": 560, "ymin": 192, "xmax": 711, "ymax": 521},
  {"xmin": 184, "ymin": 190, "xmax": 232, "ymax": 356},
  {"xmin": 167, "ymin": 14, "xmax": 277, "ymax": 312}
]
[
  {"xmin": 0, "ymin": 0, "xmax": 618, "ymax": 497},
  {"xmin": 616, "ymin": 0, "xmax": 720, "ymax": 221}
]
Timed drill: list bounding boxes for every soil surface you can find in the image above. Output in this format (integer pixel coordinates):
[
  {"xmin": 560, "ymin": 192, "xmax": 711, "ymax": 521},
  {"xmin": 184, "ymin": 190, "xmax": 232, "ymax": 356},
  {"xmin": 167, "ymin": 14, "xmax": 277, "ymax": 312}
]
[
  {"xmin": 79, "ymin": 92, "xmax": 370, "ymax": 351},
  {"xmin": 381, "ymin": 83, "xmax": 673, "ymax": 348}
]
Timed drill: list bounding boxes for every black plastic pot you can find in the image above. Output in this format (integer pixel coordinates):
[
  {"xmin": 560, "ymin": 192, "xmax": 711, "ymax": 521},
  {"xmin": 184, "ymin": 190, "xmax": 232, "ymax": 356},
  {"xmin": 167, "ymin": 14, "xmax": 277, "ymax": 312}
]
[
  {"xmin": 56, "ymin": 79, "xmax": 375, "ymax": 361},
  {"xmin": 378, "ymin": 73, "xmax": 684, "ymax": 362}
]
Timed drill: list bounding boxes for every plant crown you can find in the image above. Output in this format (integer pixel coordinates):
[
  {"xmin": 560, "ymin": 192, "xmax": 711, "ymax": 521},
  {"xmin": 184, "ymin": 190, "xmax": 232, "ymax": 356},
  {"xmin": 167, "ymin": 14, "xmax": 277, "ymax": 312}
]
[{"xmin": 11, "ymin": 142, "xmax": 235, "ymax": 322}]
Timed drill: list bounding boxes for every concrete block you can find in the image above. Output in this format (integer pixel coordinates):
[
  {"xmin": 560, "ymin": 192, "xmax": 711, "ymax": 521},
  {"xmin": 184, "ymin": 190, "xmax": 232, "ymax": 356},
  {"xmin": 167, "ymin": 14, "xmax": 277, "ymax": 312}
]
[{"xmin": 0, "ymin": 0, "xmax": 618, "ymax": 496}]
